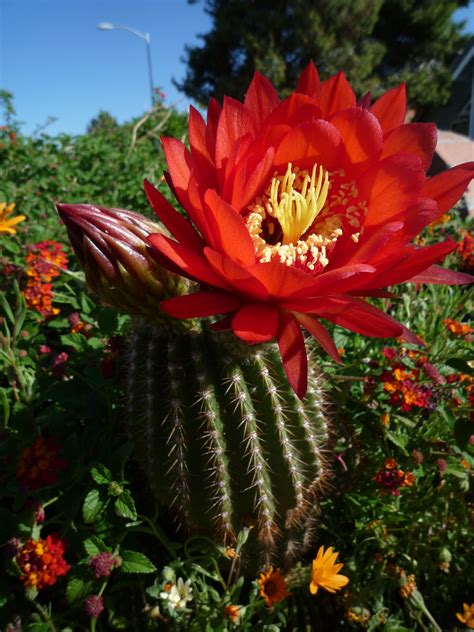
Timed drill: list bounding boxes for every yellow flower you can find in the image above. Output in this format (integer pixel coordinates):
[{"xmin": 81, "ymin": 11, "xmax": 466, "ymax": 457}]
[
  {"xmin": 224, "ymin": 604, "xmax": 245, "ymax": 624},
  {"xmin": 0, "ymin": 202, "xmax": 26, "ymax": 234},
  {"xmin": 457, "ymin": 603, "xmax": 474, "ymax": 628},
  {"xmin": 310, "ymin": 546, "xmax": 349, "ymax": 595},
  {"xmin": 257, "ymin": 566, "xmax": 291, "ymax": 607}
]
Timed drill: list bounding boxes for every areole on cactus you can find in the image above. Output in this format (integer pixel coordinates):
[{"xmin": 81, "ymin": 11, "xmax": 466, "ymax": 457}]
[{"xmin": 58, "ymin": 61, "xmax": 473, "ymax": 566}]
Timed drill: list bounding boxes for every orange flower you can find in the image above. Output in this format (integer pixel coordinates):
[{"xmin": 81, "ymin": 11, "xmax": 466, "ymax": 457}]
[
  {"xmin": 404, "ymin": 472, "xmax": 416, "ymax": 487},
  {"xmin": 257, "ymin": 566, "xmax": 291, "ymax": 607},
  {"xmin": 456, "ymin": 603, "xmax": 474, "ymax": 628},
  {"xmin": 224, "ymin": 604, "xmax": 244, "ymax": 624},
  {"xmin": 0, "ymin": 202, "xmax": 25, "ymax": 234},
  {"xmin": 384, "ymin": 457, "xmax": 397, "ymax": 470},
  {"xmin": 310, "ymin": 545, "xmax": 349, "ymax": 595},
  {"xmin": 443, "ymin": 318, "xmax": 473, "ymax": 337},
  {"xmin": 16, "ymin": 534, "xmax": 70, "ymax": 590}
]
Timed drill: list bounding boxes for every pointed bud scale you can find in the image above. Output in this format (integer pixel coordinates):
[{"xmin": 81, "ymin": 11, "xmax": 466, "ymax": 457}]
[{"xmin": 57, "ymin": 204, "xmax": 189, "ymax": 320}]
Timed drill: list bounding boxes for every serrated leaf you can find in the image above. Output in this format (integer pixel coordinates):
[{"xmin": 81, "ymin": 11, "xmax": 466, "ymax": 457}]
[
  {"xmin": 385, "ymin": 430, "xmax": 409, "ymax": 455},
  {"xmin": 83, "ymin": 536, "xmax": 110, "ymax": 556},
  {"xmin": 115, "ymin": 489, "xmax": 137, "ymax": 520},
  {"xmin": 120, "ymin": 550, "xmax": 156, "ymax": 574},
  {"xmin": 90, "ymin": 464, "xmax": 112, "ymax": 485},
  {"xmin": 66, "ymin": 577, "xmax": 94, "ymax": 605},
  {"xmin": 82, "ymin": 489, "xmax": 106, "ymax": 523}
]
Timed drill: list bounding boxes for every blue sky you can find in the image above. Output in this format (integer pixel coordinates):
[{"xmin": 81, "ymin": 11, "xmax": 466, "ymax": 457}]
[{"xmin": 1, "ymin": 1, "xmax": 473, "ymax": 136}]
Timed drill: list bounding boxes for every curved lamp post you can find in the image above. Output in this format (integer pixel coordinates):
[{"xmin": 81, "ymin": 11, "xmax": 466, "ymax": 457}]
[{"xmin": 98, "ymin": 22, "xmax": 155, "ymax": 107}]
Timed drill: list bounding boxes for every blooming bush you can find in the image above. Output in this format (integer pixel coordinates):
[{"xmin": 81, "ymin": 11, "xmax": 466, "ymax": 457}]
[{"xmin": 0, "ymin": 71, "xmax": 473, "ymax": 631}]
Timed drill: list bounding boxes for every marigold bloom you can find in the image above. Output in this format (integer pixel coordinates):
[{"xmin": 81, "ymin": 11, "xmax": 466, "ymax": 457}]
[
  {"xmin": 16, "ymin": 534, "xmax": 70, "ymax": 589},
  {"xmin": 457, "ymin": 603, "xmax": 474, "ymax": 628},
  {"xmin": 0, "ymin": 202, "xmax": 25, "ymax": 234},
  {"xmin": 458, "ymin": 230, "xmax": 474, "ymax": 271},
  {"xmin": 23, "ymin": 241, "xmax": 68, "ymax": 318},
  {"xmin": 17, "ymin": 436, "xmax": 68, "ymax": 491},
  {"xmin": 142, "ymin": 63, "xmax": 473, "ymax": 398},
  {"xmin": 258, "ymin": 566, "xmax": 291, "ymax": 606},
  {"xmin": 310, "ymin": 545, "xmax": 349, "ymax": 595}
]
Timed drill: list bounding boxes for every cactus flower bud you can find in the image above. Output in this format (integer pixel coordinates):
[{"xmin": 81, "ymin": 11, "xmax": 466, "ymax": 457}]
[{"xmin": 57, "ymin": 203, "xmax": 189, "ymax": 320}]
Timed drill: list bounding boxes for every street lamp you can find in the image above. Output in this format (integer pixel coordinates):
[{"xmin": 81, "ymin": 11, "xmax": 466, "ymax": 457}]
[{"xmin": 98, "ymin": 22, "xmax": 155, "ymax": 108}]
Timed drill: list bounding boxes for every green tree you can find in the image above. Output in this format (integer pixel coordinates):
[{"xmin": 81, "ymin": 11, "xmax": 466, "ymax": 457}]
[
  {"xmin": 86, "ymin": 110, "xmax": 119, "ymax": 135},
  {"xmin": 177, "ymin": 0, "xmax": 468, "ymax": 115}
]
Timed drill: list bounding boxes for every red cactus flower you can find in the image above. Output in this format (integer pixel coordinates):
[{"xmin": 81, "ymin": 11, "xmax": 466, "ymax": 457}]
[{"xmin": 144, "ymin": 63, "xmax": 473, "ymax": 398}]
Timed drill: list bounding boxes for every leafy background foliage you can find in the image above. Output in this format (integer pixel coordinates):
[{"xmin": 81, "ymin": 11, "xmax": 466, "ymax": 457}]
[{"xmin": 0, "ymin": 88, "xmax": 473, "ymax": 631}]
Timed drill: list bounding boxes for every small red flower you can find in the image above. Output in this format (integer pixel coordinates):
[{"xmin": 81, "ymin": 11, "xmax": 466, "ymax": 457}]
[
  {"xmin": 15, "ymin": 534, "xmax": 70, "ymax": 590},
  {"xmin": 17, "ymin": 436, "xmax": 68, "ymax": 491},
  {"xmin": 143, "ymin": 63, "xmax": 473, "ymax": 398}
]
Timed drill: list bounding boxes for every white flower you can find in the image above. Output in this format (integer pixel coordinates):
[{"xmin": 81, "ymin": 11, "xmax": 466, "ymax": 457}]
[{"xmin": 160, "ymin": 577, "xmax": 193, "ymax": 611}]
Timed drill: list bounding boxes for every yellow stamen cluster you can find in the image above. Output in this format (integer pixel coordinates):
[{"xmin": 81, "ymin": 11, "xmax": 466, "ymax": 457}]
[
  {"xmin": 246, "ymin": 164, "xmax": 367, "ymax": 273},
  {"xmin": 266, "ymin": 163, "xmax": 329, "ymax": 245}
]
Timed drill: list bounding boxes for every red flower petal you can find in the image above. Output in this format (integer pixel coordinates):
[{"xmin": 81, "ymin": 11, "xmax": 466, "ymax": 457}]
[
  {"xmin": 295, "ymin": 61, "xmax": 321, "ymax": 97},
  {"xmin": 295, "ymin": 313, "xmax": 342, "ymax": 364},
  {"xmin": 244, "ymin": 72, "xmax": 280, "ymax": 128},
  {"xmin": 408, "ymin": 266, "xmax": 473, "ymax": 285},
  {"xmin": 204, "ymin": 247, "xmax": 268, "ymax": 300},
  {"xmin": 422, "ymin": 162, "xmax": 474, "ymax": 212},
  {"xmin": 330, "ymin": 108, "xmax": 383, "ymax": 165},
  {"xmin": 161, "ymin": 290, "xmax": 241, "ymax": 318},
  {"xmin": 189, "ymin": 106, "xmax": 216, "ymax": 186},
  {"xmin": 274, "ymin": 120, "xmax": 342, "ymax": 170},
  {"xmin": 206, "ymin": 97, "xmax": 222, "ymax": 161},
  {"xmin": 162, "ymin": 137, "xmax": 192, "ymax": 197},
  {"xmin": 232, "ymin": 303, "xmax": 279, "ymax": 343},
  {"xmin": 318, "ymin": 71, "xmax": 356, "ymax": 118},
  {"xmin": 147, "ymin": 233, "xmax": 229, "ymax": 288},
  {"xmin": 143, "ymin": 179, "xmax": 202, "ymax": 248},
  {"xmin": 229, "ymin": 146, "xmax": 275, "ymax": 212},
  {"xmin": 321, "ymin": 299, "xmax": 404, "ymax": 338},
  {"xmin": 360, "ymin": 154, "xmax": 424, "ymax": 227},
  {"xmin": 371, "ymin": 84, "xmax": 406, "ymax": 135},
  {"xmin": 203, "ymin": 190, "xmax": 256, "ymax": 266},
  {"xmin": 215, "ymin": 96, "xmax": 256, "ymax": 171},
  {"xmin": 277, "ymin": 312, "xmax": 308, "ymax": 400},
  {"xmin": 249, "ymin": 260, "xmax": 320, "ymax": 299},
  {"xmin": 381, "ymin": 123, "xmax": 437, "ymax": 170}
]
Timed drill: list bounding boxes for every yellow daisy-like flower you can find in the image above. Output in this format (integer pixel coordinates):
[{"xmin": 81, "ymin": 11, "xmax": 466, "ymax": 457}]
[
  {"xmin": 0, "ymin": 202, "xmax": 25, "ymax": 234},
  {"xmin": 257, "ymin": 565, "xmax": 291, "ymax": 607},
  {"xmin": 310, "ymin": 545, "xmax": 349, "ymax": 595},
  {"xmin": 457, "ymin": 603, "xmax": 474, "ymax": 628}
]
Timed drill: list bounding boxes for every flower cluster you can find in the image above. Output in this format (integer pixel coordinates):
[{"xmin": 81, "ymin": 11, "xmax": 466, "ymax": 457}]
[
  {"xmin": 374, "ymin": 458, "xmax": 415, "ymax": 496},
  {"xmin": 443, "ymin": 318, "xmax": 473, "ymax": 338},
  {"xmin": 23, "ymin": 240, "xmax": 68, "ymax": 318},
  {"xmin": 0, "ymin": 201, "xmax": 25, "ymax": 235},
  {"xmin": 84, "ymin": 595, "xmax": 105, "ymax": 619},
  {"xmin": 15, "ymin": 534, "xmax": 70, "ymax": 590},
  {"xmin": 17, "ymin": 436, "xmax": 68, "ymax": 491},
  {"xmin": 160, "ymin": 577, "xmax": 193, "ymax": 611},
  {"xmin": 88, "ymin": 551, "xmax": 121, "ymax": 578},
  {"xmin": 377, "ymin": 348, "xmax": 441, "ymax": 412}
]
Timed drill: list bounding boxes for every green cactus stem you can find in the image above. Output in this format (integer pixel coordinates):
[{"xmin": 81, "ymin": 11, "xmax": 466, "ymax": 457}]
[{"xmin": 125, "ymin": 319, "xmax": 332, "ymax": 566}]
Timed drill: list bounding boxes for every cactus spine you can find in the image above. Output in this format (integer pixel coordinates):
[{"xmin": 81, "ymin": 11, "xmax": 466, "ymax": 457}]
[{"xmin": 125, "ymin": 319, "xmax": 331, "ymax": 566}]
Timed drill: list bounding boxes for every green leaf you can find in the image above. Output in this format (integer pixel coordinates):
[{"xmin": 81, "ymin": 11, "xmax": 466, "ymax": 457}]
[
  {"xmin": 66, "ymin": 577, "xmax": 94, "ymax": 605},
  {"xmin": 82, "ymin": 489, "xmax": 106, "ymax": 524},
  {"xmin": 385, "ymin": 430, "xmax": 409, "ymax": 456},
  {"xmin": 83, "ymin": 536, "xmax": 110, "ymax": 556},
  {"xmin": 115, "ymin": 489, "xmax": 138, "ymax": 520},
  {"xmin": 90, "ymin": 463, "xmax": 113, "ymax": 485},
  {"xmin": 120, "ymin": 550, "xmax": 156, "ymax": 574},
  {"xmin": 0, "ymin": 292, "xmax": 14, "ymax": 323}
]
